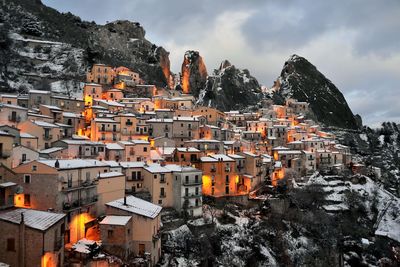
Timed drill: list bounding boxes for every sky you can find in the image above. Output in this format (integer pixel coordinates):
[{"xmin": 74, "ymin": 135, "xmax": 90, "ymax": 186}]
[{"xmin": 42, "ymin": 0, "xmax": 400, "ymax": 127}]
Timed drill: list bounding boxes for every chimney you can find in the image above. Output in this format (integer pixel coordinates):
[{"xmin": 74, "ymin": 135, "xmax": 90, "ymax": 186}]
[
  {"xmin": 123, "ymin": 196, "xmax": 127, "ymax": 205},
  {"xmin": 54, "ymin": 159, "xmax": 60, "ymax": 168}
]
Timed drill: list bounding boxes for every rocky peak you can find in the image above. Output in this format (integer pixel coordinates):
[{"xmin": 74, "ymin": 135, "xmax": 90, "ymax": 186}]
[
  {"xmin": 180, "ymin": 50, "xmax": 207, "ymax": 96},
  {"xmin": 219, "ymin": 59, "xmax": 232, "ymax": 71},
  {"xmin": 276, "ymin": 54, "xmax": 360, "ymax": 129},
  {"xmin": 197, "ymin": 61, "xmax": 262, "ymax": 111}
]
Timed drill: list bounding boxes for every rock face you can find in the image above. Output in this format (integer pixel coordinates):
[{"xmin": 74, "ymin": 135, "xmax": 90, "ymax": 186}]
[
  {"xmin": 180, "ymin": 50, "xmax": 208, "ymax": 96},
  {"xmin": 0, "ymin": 0, "xmax": 172, "ymax": 93},
  {"xmin": 197, "ymin": 60, "xmax": 263, "ymax": 111},
  {"xmin": 276, "ymin": 55, "xmax": 360, "ymax": 129}
]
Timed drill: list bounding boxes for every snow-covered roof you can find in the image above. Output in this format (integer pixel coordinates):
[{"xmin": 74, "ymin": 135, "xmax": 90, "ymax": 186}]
[
  {"xmin": 119, "ymin": 162, "xmax": 145, "ymax": 168},
  {"xmin": 0, "ymin": 182, "xmax": 17, "ymax": 188},
  {"xmin": 94, "ymin": 118, "xmax": 116, "ymax": 123},
  {"xmin": 106, "ymin": 195, "xmax": 162, "ymax": 219},
  {"xmin": 20, "ymin": 132, "xmax": 37, "ymax": 138},
  {"xmin": 242, "ymin": 152, "xmax": 258, "ymax": 157},
  {"xmin": 176, "ymin": 147, "xmax": 200, "ymax": 153},
  {"xmin": 1, "ymin": 103, "xmax": 27, "ymax": 110},
  {"xmin": 100, "ymin": 215, "xmax": 131, "ymax": 226},
  {"xmin": 39, "ymin": 147, "xmax": 65, "ymax": 154},
  {"xmin": 227, "ymin": 154, "xmax": 245, "ymax": 159},
  {"xmin": 106, "ymin": 143, "xmax": 124, "ymax": 150},
  {"xmin": 146, "ymin": 118, "xmax": 173, "ymax": 123},
  {"xmin": 144, "ymin": 163, "xmax": 171, "ymax": 173},
  {"xmin": 32, "ymin": 120, "xmax": 59, "ymax": 128},
  {"xmin": 97, "ymin": 172, "xmax": 124, "ymax": 179},
  {"xmin": 210, "ymin": 154, "xmax": 234, "ymax": 162},
  {"xmin": 40, "ymin": 104, "xmax": 62, "ymax": 111},
  {"xmin": 173, "ymin": 116, "xmax": 198, "ymax": 121},
  {"xmin": 59, "ymin": 139, "xmax": 104, "ymax": 146},
  {"xmin": 164, "ymin": 164, "xmax": 200, "ymax": 173},
  {"xmin": 200, "ymin": 156, "xmax": 218, "ymax": 162},
  {"xmin": 39, "ymin": 159, "xmax": 110, "ymax": 169},
  {"xmin": 0, "ymin": 208, "xmax": 65, "ymax": 231},
  {"xmin": 62, "ymin": 112, "xmax": 81, "ymax": 118},
  {"xmin": 29, "ymin": 89, "xmax": 51, "ymax": 95}
]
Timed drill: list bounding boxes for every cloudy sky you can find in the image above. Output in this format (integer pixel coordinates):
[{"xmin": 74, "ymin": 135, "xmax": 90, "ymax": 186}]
[{"xmin": 42, "ymin": 0, "xmax": 400, "ymax": 127}]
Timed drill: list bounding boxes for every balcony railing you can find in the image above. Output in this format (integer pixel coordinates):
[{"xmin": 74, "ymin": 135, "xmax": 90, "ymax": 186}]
[
  {"xmin": 43, "ymin": 134, "xmax": 53, "ymax": 140},
  {"xmin": 8, "ymin": 115, "xmax": 21, "ymax": 122},
  {"xmin": 61, "ymin": 180, "xmax": 97, "ymax": 192},
  {"xmin": 183, "ymin": 180, "xmax": 201, "ymax": 186},
  {"xmin": 184, "ymin": 193, "xmax": 201, "ymax": 199},
  {"xmin": 0, "ymin": 150, "xmax": 12, "ymax": 158}
]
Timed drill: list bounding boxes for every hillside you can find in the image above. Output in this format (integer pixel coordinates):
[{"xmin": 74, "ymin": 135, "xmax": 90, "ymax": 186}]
[{"xmin": 0, "ymin": 0, "xmax": 171, "ymax": 94}]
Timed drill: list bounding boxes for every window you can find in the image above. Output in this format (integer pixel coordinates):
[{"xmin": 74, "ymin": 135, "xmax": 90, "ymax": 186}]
[
  {"xmin": 137, "ymin": 183, "xmax": 142, "ymax": 188},
  {"xmin": 225, "ymin": 186, "xmax": 229, "ymax": 194},
  {"xmin": 185, "ymin": 188, "xmax": 189, "ymax": 196},
  {"xmin": 143, "ymin": 147, "xmax": 147, "ymax": 152},
  {"xmin": 32, "ymin": 165, "xmax": 37, "ymax": 171},
  {"xmin": 24, "ymin": 194, "xmax": 31, "ymax": 206},
  {"xmin": 7, "ymin": 238, "xmax": 15, "ymax": 251},
  {"xmin": 185, "ymin": 176, "xmax": 189, "ymax": 183},
  {"xmin": 24, "ymin": 175, "xmax": 31, "ymax": 184},
  {"xmin": 108, "ymin": 230, "xmax": 113, "ymax": 238},
  {"xmin": 226, "ymin": 175, "xmax": 229, "ymax": 184},
  {"xmin": 85, "ymin": 172, "xmax": 90, "ymax": 182}
]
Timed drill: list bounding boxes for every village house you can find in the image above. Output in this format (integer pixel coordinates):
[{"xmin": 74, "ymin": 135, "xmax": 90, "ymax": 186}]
[
  {"xmin": 0, "ymin": 104, "xmax": 28, "ymax": 126},
  {"xmin": 99, "ymin": 215, "xmax": 133, "ymax": 260},
  {"xmin": 105, "ymin": 196, "xmax": 162, "ymax": 266},
  {"xmin": 90, "ymin": 117, "xmax": 120, "ymax": 143},
  {"xmin": 199, "ymin": 154, "xmax": 247, "ymax": 197},
  {"xmin": 28, "ymin": 90, "xmax": 52, "ymax": 109},
  {"xmin": 50, "ymin": 95, "xmax": 84, "ymax": 113},
  {"xmin": 1, "ymin": 94, "xmax": 18, "ymax": 105},
  {"xmin": 0, "ymin": 208, "xmax": 66, "ymax": 267},
  {"xmin": 142, "ymin": 163, "xmax": 174, "ymax": 207},
  {"xmin": 11, "ymin": 145, "xmax": 39, "ymax": 168},
  {"xmin": 86, "ymin": 64, "xmax": 115, "ymax": 85},
  {"xmin": 165, "ymin": 165, "xmax": 203, "ymax": 218},
  {"xmin": 11, "ymin": 159, "xmax": 112, "ymax": 244},
  {"xmin": 0, "ymin": 130, "xmax": 14, "ymax": 169},
  {"xmin": 18, "ymin": 120, "xmax": 61, "ymax": 150},
  {"xmin": 52, "ymin": 138, "xmax": 106, "ymax": 160}
]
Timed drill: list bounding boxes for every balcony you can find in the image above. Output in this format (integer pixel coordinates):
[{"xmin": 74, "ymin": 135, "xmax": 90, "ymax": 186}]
[
  {"xmin": 184, "ymin": 193, "xmax": 201, "ymax": 199},
  {"xmin": 160, "ymin": 193, "xmax": 166, "ymax": 198},
  {"xmin": 8, "ymin": 115, "xmax": 21, "ymax": 122},
  {"xmin": 0, "ymin": 150, "xmax": 12, "ymax": 158},
  {"xmin": 61, "ymin": 180, "xmax": 97, "ymax": 192},
  {"xmin": 183, "ymin": 180, "xmax": 202, "ymax": 186},
  {"xmin": 43, "ymin": 134, "xmax": 53, "ymax": 140}
]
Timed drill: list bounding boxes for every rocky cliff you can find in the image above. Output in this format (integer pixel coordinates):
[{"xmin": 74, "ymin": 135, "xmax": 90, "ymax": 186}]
[
  {"xmin": 180, "ymin": 50, "xmax": 208, "ymax": 96},
  {"xmin": 275, "ymin": 55, "xmax": 360, "ymax": 129},
  {"xmin": 0, "ymin": 0, "xmax": 171, "ymax": 94},
  {"xmin": 197, "ymin": 60, "xmax": 263, "ymax": 111}
]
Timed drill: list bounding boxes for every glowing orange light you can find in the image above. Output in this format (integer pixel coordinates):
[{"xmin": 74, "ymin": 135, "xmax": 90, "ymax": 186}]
[
  {"xmin": 14, "ymin": 194, "xmax": 28, "ymax": 208},
  {"xmin": 41, "ymin": 252, "xmax": 56, "ymax": 267},
  {"xmin": 69, "ymin": 212, "xmax": 97, "ymax": 244}
]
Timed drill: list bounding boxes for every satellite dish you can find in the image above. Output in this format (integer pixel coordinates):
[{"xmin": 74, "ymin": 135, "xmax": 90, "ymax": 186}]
[{"xmin": 15, "ymin": 185, "xmax": 24, "ymax": 194}]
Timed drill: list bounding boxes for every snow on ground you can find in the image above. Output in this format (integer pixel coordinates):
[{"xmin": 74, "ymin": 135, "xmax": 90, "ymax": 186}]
[{"xmin": 309, "ymin": 173, "xmax": 400, "ymax": 243}]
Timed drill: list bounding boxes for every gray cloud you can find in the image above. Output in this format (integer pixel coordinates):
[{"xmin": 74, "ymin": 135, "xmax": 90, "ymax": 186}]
[{"xmin": 42, "ymin": 0, "xmax": 400, "ymax": 126}]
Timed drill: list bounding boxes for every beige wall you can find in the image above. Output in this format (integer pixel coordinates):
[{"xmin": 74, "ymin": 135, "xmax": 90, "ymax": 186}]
[{"xmin": 97, "ymin": 175, "xmax": 125, "ymax": 216}]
